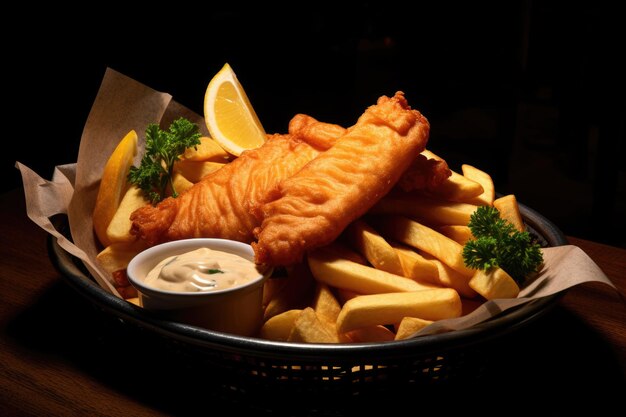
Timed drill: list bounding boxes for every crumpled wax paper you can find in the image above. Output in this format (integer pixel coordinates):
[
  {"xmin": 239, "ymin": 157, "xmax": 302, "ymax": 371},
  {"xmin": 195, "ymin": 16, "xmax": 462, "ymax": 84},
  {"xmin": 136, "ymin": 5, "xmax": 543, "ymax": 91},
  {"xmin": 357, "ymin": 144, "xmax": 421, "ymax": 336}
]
[{"xmin": 16, "ymin": 68, "xmax": 617, "ymax": 336}]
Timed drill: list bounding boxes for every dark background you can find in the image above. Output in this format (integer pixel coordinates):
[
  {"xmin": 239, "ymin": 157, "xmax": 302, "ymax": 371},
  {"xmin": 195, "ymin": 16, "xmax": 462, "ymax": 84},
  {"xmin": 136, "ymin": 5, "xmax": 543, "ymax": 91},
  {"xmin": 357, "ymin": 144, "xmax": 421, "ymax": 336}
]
[{"xmin": 5, "ymin": 2, "xmax": 625, "ymax": 247}]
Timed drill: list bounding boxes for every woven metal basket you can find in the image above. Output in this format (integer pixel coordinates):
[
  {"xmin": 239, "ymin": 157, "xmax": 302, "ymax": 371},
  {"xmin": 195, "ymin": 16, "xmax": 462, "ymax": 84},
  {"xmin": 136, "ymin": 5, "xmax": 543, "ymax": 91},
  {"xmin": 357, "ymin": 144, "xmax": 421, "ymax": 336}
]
[{"xmin": 48, "ymin": 201, "xmax": 566, "ymax": 413}]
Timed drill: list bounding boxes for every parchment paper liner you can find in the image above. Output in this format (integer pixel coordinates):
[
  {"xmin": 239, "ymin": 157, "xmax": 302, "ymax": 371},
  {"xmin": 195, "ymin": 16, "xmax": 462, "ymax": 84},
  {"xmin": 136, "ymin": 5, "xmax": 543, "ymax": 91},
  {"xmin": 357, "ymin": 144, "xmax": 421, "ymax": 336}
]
[{"xmin": 16, "ymin": 68, "xmax": 617, "ymax": 338}]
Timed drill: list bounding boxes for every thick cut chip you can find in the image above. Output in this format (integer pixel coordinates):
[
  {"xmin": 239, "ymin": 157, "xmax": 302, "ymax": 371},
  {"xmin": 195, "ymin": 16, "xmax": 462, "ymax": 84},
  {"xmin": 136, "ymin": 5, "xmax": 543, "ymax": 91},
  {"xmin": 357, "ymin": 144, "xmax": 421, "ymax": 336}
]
[
  {"xmin": 336, "ymin": 289, "xmax": 462, "ymax": 333},
  {"xmin": 371, "ymin": 194, "xmax": 478, "ymax": 226},
  {"xmin": 420, "ymin": 150, "xmax": 483, "ymax": 202},
  {"xmin": 287, "ymin": 307, "xmax": 339, "ymax": 343},
  {"xmin": 493, "ymin": 194, "xmax": 525, "ymax": 232},
  {"xmin": 308, "ymin": 248, "xmax": 439, "ymax": 294},
  {"xmin": 462, "ymin": 164, "xmax": 495, "ymax": 206},
  {"xmin": 394, "ymin": 317, "xmax": 433, "ymax": 340},
  {"xmin": 106, "ymin": 185, "xmax": 150, "ymax": 243},
  {"xmin": 346, "ymin": 219, "xmax": 404, "ymax": 276},
  {"xmin": 260, "ymin": 309, "xmax": 302, "ymax": 341},
  {"xmin": 389, "ymin": 241, "xmax": 439, "ymax": 283},
  {"xmin": 377, "ymin": 216, "xmax": 475, "ymax": 276},
  {"xmin": 469, "ymin": 267, "xmax": 520, "ymax": 300}
]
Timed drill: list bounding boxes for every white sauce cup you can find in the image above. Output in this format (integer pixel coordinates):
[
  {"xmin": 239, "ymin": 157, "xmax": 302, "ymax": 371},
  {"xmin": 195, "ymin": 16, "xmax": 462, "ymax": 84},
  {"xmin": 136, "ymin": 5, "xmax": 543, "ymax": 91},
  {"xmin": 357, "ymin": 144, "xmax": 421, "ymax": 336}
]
[{"xmin": 127, "ymin": 238, "xmax": 272, "ymax": 337}]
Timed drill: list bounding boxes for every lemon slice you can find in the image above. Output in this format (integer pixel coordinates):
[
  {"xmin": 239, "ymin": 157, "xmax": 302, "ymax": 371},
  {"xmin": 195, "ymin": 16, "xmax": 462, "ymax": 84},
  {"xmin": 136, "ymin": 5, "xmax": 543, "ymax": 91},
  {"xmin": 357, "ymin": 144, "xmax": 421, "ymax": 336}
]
[{"xmin": 204, "ymin": 63, "xmax": 266, "ymax": 157}]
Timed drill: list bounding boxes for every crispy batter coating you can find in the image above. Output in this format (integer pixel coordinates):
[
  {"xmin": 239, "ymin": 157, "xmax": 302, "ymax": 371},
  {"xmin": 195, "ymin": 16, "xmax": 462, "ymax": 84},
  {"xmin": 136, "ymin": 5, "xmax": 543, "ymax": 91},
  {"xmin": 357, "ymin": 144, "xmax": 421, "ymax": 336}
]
[
  {"xmin": 130, "ymin": 116, "xmax": 341, "ymax": 245},
  {"xmin": 252, "ymin": 92, "xmax": 430, "ymax": 266}
]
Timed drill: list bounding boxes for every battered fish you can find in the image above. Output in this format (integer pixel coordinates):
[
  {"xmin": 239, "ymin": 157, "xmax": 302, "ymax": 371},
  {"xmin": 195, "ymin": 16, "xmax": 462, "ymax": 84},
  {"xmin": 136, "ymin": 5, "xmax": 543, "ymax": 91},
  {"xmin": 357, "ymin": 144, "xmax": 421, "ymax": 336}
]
[
  {"xmin": 130, "ymin": 115, "xmax": 345, "ymax": 245},
  {"xmin": 252, "ymin": 91, "xmax": 430, "ymax": 266}
]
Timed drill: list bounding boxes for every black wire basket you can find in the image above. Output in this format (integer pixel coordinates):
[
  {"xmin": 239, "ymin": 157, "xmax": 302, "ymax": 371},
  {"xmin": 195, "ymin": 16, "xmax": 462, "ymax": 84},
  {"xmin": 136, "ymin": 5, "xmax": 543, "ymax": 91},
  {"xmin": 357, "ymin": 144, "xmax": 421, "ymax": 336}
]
[{"xmin": 48, "ymin": 201, "xmax": 567, "ymax": 413}]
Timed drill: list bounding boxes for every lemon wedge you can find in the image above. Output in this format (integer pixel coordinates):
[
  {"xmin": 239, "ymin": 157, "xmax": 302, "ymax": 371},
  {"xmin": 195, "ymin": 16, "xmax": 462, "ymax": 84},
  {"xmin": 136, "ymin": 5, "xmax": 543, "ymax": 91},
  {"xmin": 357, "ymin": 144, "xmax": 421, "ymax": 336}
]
[{"xmin": 204, "ymin": 63, "xmax": 266, "ymax": 157}]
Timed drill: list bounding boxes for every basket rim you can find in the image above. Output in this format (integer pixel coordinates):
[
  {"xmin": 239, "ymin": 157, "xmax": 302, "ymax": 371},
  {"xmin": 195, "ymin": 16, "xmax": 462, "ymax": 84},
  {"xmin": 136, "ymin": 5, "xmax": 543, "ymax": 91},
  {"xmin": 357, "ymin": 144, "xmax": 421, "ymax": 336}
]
[{"xmin": 48, "ymin": 200, "xmax": 567, "ymax": 361}]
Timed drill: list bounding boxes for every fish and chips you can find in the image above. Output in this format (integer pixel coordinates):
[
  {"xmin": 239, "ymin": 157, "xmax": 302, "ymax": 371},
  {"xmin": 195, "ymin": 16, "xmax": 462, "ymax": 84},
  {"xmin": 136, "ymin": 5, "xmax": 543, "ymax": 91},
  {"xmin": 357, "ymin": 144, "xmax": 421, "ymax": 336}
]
[{"xmin": 94, "ymin": 85, "xmax": 530, "ymax": 343}]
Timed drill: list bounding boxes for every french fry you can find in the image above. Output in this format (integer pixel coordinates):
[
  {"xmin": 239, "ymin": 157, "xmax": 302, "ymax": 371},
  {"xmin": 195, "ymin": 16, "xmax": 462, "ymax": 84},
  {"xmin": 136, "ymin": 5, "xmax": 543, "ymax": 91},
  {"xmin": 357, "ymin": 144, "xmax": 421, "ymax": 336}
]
[
  {"xmin": 345, "ymin": 325, "xmax": 396, "ymax": 343},
  {"xmin": 421, "ymin": 150, "xmax": 484, "ymax": 202},
  {"xmin": 308, "ymin": 248, "xmax": 439, "ymax": 295},
  {"xmin": 462, "ymin": 164, "xmax": 495, "ymax": 206},
  {"xmin": 370, "ymin": 194, "xmax": 478, "ymax": 226},
  {"xmin": 96, "ymin": 240, "xmax": 149, "ymax": 274},
  {"xmin": 437, "ymin": 225, "xmax": 474, "ymax": 245},
  {"xmin": 260, "ymin": 309, "xmax": 302, "ymax": 341},
  {"xmin": 126, "ymin": 297, "xmax": 140, "ymax": 306},
  {"xmin": 311, "ymin": 283, "xmax": 353, "ymax": 342},
  {"xmin": 264, "ymin": 263, "xmax": 316, "ymax": 321},
  {"xmin": 173, "ymin": 159, "xmax": 225, "ymax": 183},
  {"xmin": 312, "ymin": 283, "xmax": 341, "ymax": 324},
  {"xmin": 262, "ymin": 276, "xmax": 288, "ymax": 308},
  {"xmin": 336, "ymin": 289, "xmax": 462, "ymax": 334},
  {"xmin": 389, "ymin": 241, "xmax": 439, "ymax": 284},
  {"xmin": 181, "ymin": 136, "xmax": 231, "ymax": 162},
  {"xmin": 469, "ymin": 267, "xmax": 520, "ymax": 300},
  {"xmin": 377, "ymin": 216, "xmax": 475, "ymax": 277},
  {"xmin": 345, "ymin": 219, "xmax": 404, "ymax": 276},
  {"xmin": 287, "ymin": 307, "xmax": 340, "ymax": 343},
  {"xmin": 106, "ymin": 185, "xmax": 150, "ymax": 243},
  {"xmin": 170, "ymin": 171, "xmax": 194, "ymax": 195},
  {"xmin": 421, "ymin": 253, "xmax": 477, "ymax": 298},
  {"xmin": 394, "ymin": 317, "xmax": 433, "ymax": 340},
  {"xmin": 493, "ymin": 194, "xmax": 525, "ymax": 232},
  {"xmin": 321, "ymin": 241, "xmax": 368, "ymax": 265}
]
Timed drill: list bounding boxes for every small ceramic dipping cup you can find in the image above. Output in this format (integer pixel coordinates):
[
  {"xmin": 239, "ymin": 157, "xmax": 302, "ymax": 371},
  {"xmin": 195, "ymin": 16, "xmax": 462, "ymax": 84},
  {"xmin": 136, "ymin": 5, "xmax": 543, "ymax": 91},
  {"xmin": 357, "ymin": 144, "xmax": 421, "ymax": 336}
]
[{"xmin": 127, "ymin": 238, "xmax": 271, "ymax": 337}]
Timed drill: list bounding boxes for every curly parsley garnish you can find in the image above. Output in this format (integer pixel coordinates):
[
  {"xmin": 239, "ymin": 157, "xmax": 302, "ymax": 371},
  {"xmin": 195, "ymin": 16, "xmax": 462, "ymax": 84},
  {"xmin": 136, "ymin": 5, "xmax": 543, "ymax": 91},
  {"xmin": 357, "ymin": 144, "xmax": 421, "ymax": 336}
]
[
  {"xmin": 128, "ymin": 117, "xmax": 202, "ymax": 204},
  {"xmin": 463, "ymin": 206, "xmax": 543, "ymax": 285}
]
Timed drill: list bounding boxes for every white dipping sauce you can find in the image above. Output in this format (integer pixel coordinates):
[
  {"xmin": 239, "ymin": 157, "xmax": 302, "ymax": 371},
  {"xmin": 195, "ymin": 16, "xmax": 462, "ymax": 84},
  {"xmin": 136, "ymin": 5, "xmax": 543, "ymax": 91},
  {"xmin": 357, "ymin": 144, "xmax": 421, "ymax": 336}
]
[{"xmin": 144, "ymin": 247, "xmax": 262, "ymax": 292}]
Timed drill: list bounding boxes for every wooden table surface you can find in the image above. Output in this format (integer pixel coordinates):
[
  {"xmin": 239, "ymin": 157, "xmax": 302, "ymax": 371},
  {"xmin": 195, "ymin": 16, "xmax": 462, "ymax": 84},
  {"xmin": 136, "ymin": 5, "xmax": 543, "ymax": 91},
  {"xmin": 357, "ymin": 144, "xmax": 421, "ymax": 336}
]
[{"xmin": 1, "ymin": 187, "xmax": 624, "ymax": 415}]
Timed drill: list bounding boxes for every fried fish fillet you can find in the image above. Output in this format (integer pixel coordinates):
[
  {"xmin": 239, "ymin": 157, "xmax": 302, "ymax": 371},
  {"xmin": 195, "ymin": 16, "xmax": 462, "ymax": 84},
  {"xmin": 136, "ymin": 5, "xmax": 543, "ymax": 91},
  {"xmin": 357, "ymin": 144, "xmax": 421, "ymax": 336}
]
[
  {"xmin": 294, "ymin": 114, "xmax": 450, "ymax": 192},
  {"xmin": 130, "ymin": 116, "xmax": 345, "ymax": 245},
  {"xmin": 252, "ymin": 91, "xmax": 430, "ymax": 266}
]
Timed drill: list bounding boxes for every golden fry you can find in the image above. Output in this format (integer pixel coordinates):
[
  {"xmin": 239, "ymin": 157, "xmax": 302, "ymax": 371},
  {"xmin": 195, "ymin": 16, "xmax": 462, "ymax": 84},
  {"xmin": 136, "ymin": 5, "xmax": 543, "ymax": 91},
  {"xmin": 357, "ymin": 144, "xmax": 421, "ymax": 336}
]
[
  {"xmin": 181, "ymin": 136, "xmax": 230, "ymax": 162},
  {"xmin": 421, "ymin": 253, "xmax": 477, "ymax": 298},
  {"xmin": 377, "ymin": 216, "xmax": 475, "ymax": 276},
  {"xmin": 370, "ymin": 194, "xmax": 478, "ymax": 226},
  {"xmin": 336, "ymin": 289, "xmax": 462, "ymax": 334},
  {"xmin": 394, "ymin": 317, "xmax": 433, "ymax": 340},
  {"xmin": 462, "ymin": 164, "xmax": 495, "ymax": 206},
  {"xmin": 262, "ymin": 276, "xmax": 288, "ymax": 308},
  {"xmin": 437, "ymin": 225, "xmax": 474, "ymax": 245},
  {"xmin": 321, "ymin": 241, "xmax": 368, "ymax": 265},
  {"xmin": 264, "ymin": 263, "xmax": 316, "ymax": 321},
  {"xmin": 493, "ymin": 194, "xmax": 525, "ymax": 232},
  {"xmin": 287, "ymin": 307, "xmax": 339, "ymax": 343},
  {"xmin": 96, "ymin": 240, "xmax": 149, "ymax": 274},
  {"xmin": 170, "ymin": 172, "xmax": 194, "ymax": 195},
  {"xmin": 345, "ymin": 219, "xmax": 404, "ymax": 276},
  {"xmin": 106, "ymin": 185, "xmax": 150, "ymax": 243},
  {"xmin": 469, "ymin": 267, "xmax": 520, "ymax": 300},
  {"xmin": 389, "ymin": 241, "xmax": 439, "ymax": 283},
  {"xmin": 421, "ymin": 150, "xmax": 483, "ymax": 201},
  {"xmin": 345, "ymin": 325, "xmax": 396, "ymax": 343},
  {"xmin": 260, "ymin": 309, "xmax": 302, "ymax": 341},
  {"xmin": 308, "ymin": 248, "xmax": 439, "ymax": 295},
  {"xmin": 312, "ymin": 283, "xmax": 341, "ymax": 324},
  {"xmin": 173, "ymin": 160, "xmax": 226, "ymax": 183}
]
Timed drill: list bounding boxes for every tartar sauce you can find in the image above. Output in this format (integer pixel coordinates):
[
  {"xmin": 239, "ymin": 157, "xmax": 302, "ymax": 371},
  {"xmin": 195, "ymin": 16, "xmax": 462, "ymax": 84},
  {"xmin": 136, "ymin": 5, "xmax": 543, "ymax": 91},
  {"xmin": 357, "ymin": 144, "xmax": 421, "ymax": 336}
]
[{"xmin": 144, "ymin": 247, "xmax": 262, "ymax": 292}]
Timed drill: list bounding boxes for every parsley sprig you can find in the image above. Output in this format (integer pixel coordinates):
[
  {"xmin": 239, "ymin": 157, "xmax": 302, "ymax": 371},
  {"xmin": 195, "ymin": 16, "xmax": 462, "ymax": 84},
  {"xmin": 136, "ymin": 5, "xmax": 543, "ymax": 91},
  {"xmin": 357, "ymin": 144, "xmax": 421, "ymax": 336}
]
[
  {"xmin": 463, "ymin": 206, "xmax": 543, "ymax": 285},
  {"xmin": 128, "ymin": 118, "xmax": 201, "ymax": 204}
]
